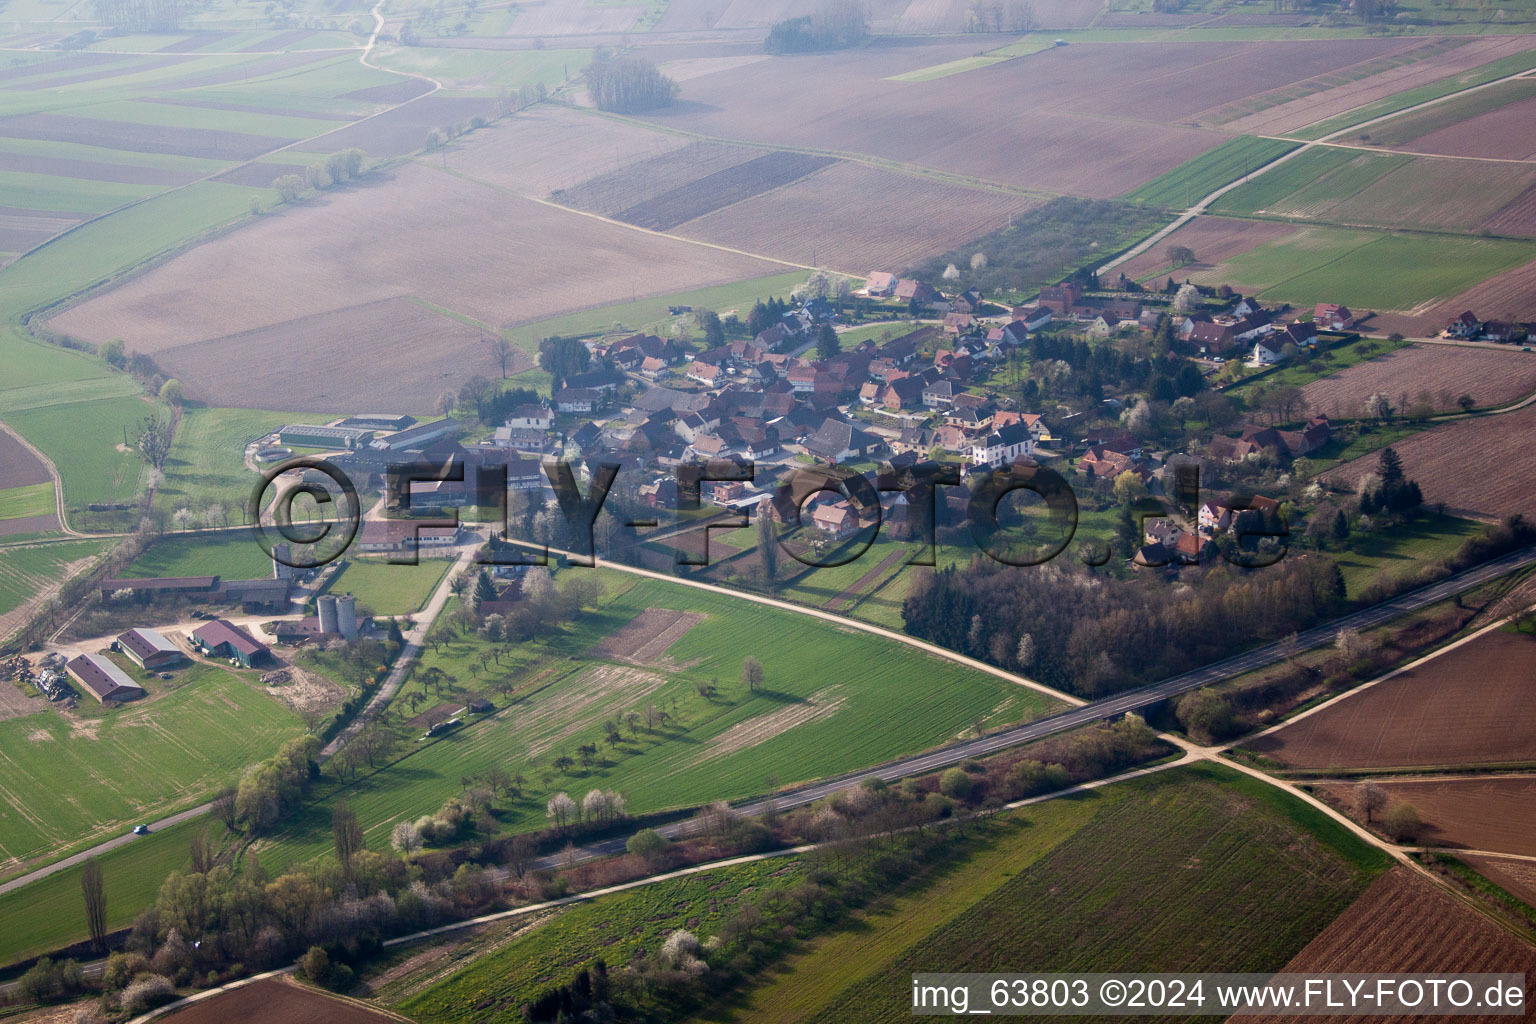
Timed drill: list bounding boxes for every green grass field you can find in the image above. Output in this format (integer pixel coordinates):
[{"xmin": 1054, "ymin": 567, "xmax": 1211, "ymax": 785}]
[
  {"xmin": 398, "ymin": 764, "xmax": 1386, "ymax": 1024},
  {"xmin": 702, "ymin": 765, "xmax": 1385, "ymax": 1024},
  {"xmin": 1176, "ymin": 225, "xmax": 1536, "ymax": 311},
  {"xmin": 121, "ymin": 531, "xmax": 277, "ymax": 580},
  {"xmin": 0, "ymin": 482, "xmax": 52, "ymax": 521},
  {"xmin": 156, "ymin": 405, "xmax": 324, "ymax": 519},
  {"xmin": 0, "ymin": 660, "xmax": 303, "ymax": 881},
  {"xmin": 1, "ymin": 395, "xmax": 159, "ymax": 510},
  {"xmin": 1209, "ymin": 147, "xmax": 1406, "ymax": 220},
  {"xmin": 252, "ymin": 570, "xmax": 1063, "ymax": 875},
  {"xmin": 1332, "ymin": 514, "xmax": 1485, "ymax": 598},
  {"xmin": 396, "ymin": 856, "xmax": 808, "ymax": 1021},
  {"xmin": 1125, "ymin": 136, "xmax": 1300, "ymax": 208},
  {"xmin": 368, "ymin": 45, "xmax": 589, "ymax": 93},
  {"xmin": 0, "ymin": 816, "xmax": 199, "ymax": 967},
  {"xmin": 328, "ymin": 557, "xmax": 450, "ymax": 616},
  {"xmin": 0, "ymin": 539, "xmax": 106, "ymax": 618}
]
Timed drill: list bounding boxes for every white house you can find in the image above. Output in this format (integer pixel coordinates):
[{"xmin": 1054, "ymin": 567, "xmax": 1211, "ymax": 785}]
[
  {"xmin": 505, "ymin": 404, "xmax": 552, "ymax": 431},
  {"xmin": 1250, "ymin": 337, "xmax": 1286, "ymax": 366},
  {"xmin": 969, "ymin": 422, "xmax": 1034, "ymax": 469},
  {"xmin": 1198, "ymin": 502, "xmax": 1232, "ymax": 533}
]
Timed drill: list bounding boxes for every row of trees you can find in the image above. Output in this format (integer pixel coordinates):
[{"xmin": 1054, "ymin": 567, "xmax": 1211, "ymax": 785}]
[{"xmin": 272, "ymin": 148, "xmax": 367, "ymax": 205}]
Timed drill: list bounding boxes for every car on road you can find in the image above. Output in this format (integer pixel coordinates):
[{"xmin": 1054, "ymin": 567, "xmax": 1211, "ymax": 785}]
[{"xmin": 132, "ymin": 824, "xmax": 149, "ymax": 835}]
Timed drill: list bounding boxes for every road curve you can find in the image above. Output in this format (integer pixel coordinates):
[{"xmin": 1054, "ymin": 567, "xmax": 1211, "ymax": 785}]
[{"xmin": 533, "ymin": 544, "xmax": 1536, "ymax": 869}]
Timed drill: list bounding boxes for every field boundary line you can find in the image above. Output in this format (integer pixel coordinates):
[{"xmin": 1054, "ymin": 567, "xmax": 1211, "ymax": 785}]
[
  {"xmin": 559, "ymin": 102, "xmax": 1061, "ymax": 201},
  {"xmin": 121, "ymin": 752, "xmax": 1196, "ymax": 1024},
  {"xmin": 1100, "ymin": 58, "xmax": 1536, "ymax": 277},
  {"xmin": 1241, "ymin": 600, "xmax": 1536, "ymax": 746},
  {"xmin": 426, "ymin": 162, "xmax": 849, "ymax": 276}
]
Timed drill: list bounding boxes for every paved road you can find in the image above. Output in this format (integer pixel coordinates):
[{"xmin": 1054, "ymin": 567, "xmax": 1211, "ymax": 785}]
[
  {"xmin": 0, "ymin": 547, "xmax": 476, "ymax": 899},
  {"xmin": 533, "ymin": 545, "xmax": 1536, "ymax": 869}
]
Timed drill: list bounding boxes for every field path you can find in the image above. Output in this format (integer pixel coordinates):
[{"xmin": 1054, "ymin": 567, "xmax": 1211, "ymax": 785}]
[
  {"xmin": 0, "ymin": 419, "xmax": 81, "ymax": 538},
  {"xmin": 1097, "ymin": 62, "xmax": 1536, "ymax": 278}
]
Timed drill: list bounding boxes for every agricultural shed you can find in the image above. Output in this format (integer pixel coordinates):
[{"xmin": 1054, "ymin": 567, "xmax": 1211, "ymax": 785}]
[{"xmin": 65, "ymin": 653, "xmax": 145, "ymax": 704}]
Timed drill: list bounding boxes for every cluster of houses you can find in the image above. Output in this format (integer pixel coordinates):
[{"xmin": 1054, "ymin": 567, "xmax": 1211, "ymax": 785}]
[
  {"xmin": 1443, "ymin": 310, "xmax": 1534, "ymax": 344},
  {"xmin": 1176, "ymin": 298, "xmax": 1342, "ymax": 365}
]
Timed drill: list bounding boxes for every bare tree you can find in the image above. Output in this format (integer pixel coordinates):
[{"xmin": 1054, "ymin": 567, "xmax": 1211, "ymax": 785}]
[
  {"xmin": 1356, "ymin": 782, "xmax": 1387, "ymax": 824},
  {"xmin": 740, "ymin": 656, "xmax": 764, "ymax": 692},
  {"xmin": 489, "ymin": 337, "xmax": 515, "ymax": 379},
  {"xmin": 82, "ymin": 858, "xmax": 107, "ymax": 953},
  {"xmin": 332, "ymin": 801, "xmax": 364, "ymax": 869}
]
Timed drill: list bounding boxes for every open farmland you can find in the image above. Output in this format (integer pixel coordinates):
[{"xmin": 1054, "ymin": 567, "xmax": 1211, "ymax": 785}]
[
  {"xmin": 0, "ymin": 661, "xmax": 304, "ymax": 876},
  {"xmin": 682, "ymin": 766, "xmax": 1384, "ymax": 1024},
  {"xmin": 1335, "ymin": 777, "xmax": 1536, "ymax": 857},
  {"xmin": 45, "ymin": 162, "xmax": 784, "ymax": 411},
  {"xmin": 156, "ymin": 299, "xmax": 513, "ymax": 414},
  {"xmin": 1365, "ymin": 79, "xmax": 1536, "ymax": 160},
  {"xmin": 445, "ymin": 105, "xmax": 695, "ymax": 197},
  {"xmin": 1213, "ymin": 147, "xmax": 1536, "ymax": 234},
  {"xmin": 673, "ymin": 162, "xmax": 1044, "ymax": 272},
  {"xmin": 1300, "ymin": 344, "xmax": 1536, "ymax": 418},
  {"xmin": 1245, "ymin": 630, "xmax": 1536, "ymax": 770},
  {"xmin": 1322, "ymin": 402, "xmax": 1536, "ymax": 522},
  {"xmin": 1125, "ymin": 135, "xmax": 1298, "ymax": 208},
  {"xmin": 1242, "ymin": 866, "xmax": 1536, "ymax": 1024},
  {"xmin": 398, "ymin": 855, "xmax": 809, "ymax": 1023},
  {"xmin": 1481, "ymin": 183, "xmax": 1536, "ymax": 238},
  {"xmin": 1175, "ymin": 226, "xmax": 1536, "ymax": 313},
  {"xmin": 1463, "ymin": 854, "xmax": 1536, "ymax": 909},
  {"xmin": 249, "ymin": 571, "xmax": 1063, "ymax": 873},
  {"xmin": 1369, "ymin": 254, "xmax": 1536, "ymax": 337},
  {"xmin": 123, "ymin": 531, "xmax": 280, "ymax": 580},
  {"xmin": 1115, "ymin": 215, "xmax": 1296, "ymax": 282},
  {"xmin": 0, "ymin": 539, "xmax": 104, "ymax": 628},
  {"xmin": 163, "ymin": 977, "xmax": 399, "ymax": 1024},
  {"xmin": 1216, "ymin": 35, "xmax": 1536, "ymax": 136},
  {"xmin": 0, "ymin": 423, "xmax": 52, "ymax": 503},
  {"xmin": 552, "ymin": 140, "xmax": 766, "ymax": 215},
  {"xmin": 628, "ymin": 38, "xmax": 1428, "ymax": 197},
  {"xmin": 607, "ymin": 150, "xmax": 836, "ymax": 232}
]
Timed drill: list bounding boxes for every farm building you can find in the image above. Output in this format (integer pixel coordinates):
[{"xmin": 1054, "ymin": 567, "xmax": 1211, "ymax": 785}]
[
  {"xmin": 370, "ymin": 418, "xmax": 463, "ymax": 452},
  {"xmin": 66, "ymin": 653, "xmax": 146, "ymax": 704},
  {"xmin": 356, "ymin": 519, "xmax": 466, "ymax": 556},
  {"xmin": 99, "ymin": 576, "xmax": 293, "ymax": 613},
  {"xmin": 192, "ymin": 619, "xmax": 271, "ymax": 668},
  {"xmin": 277, "ymin": 425, "xmax": 376, "ymax": 450},
  {"xmin": 116, "ymin": 628, "xmax": 184, "ymax": 671},
  {"xmin": 338, "ymin": 414, "xmax": 416, "ymax": 431}
]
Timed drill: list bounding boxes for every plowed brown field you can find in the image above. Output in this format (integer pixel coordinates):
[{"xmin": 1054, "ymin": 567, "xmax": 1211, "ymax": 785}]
[
  {"xmin": 1241, "ymin": 866, "xmax": 1536, "ymax": 1024},
  {"xmin": 673, "ymin": 162, "xmax": 1043, "ymax": 271},
  {"xmin": 45, "ymin": 161, "xmax": 783, "ymax": 408},
  {"xmin": 1321, "ymin": 777, "xmax": 1536, "ymax": 857},
  {"xmin": 1246, "ymin": 630, "xmax": 1536, "ymax": 770},
  {"xmin": 632, "ymin": 39, "xmax": 1413, "ymax": 196},
  {"xmin": 1321, "ymin": 402, "xmax": 1536, "ymax": 522},
  {"xmin": 1301, "ymin": 344, "xmax": 1536, "ymax": 418},
  {"xmin": 161, "ymin": 978, "xmax": 400, "ymax": 1024},
  {"xmin": 1117, "ymin": 216, "xmax": 1297, "ymax": 282}
]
